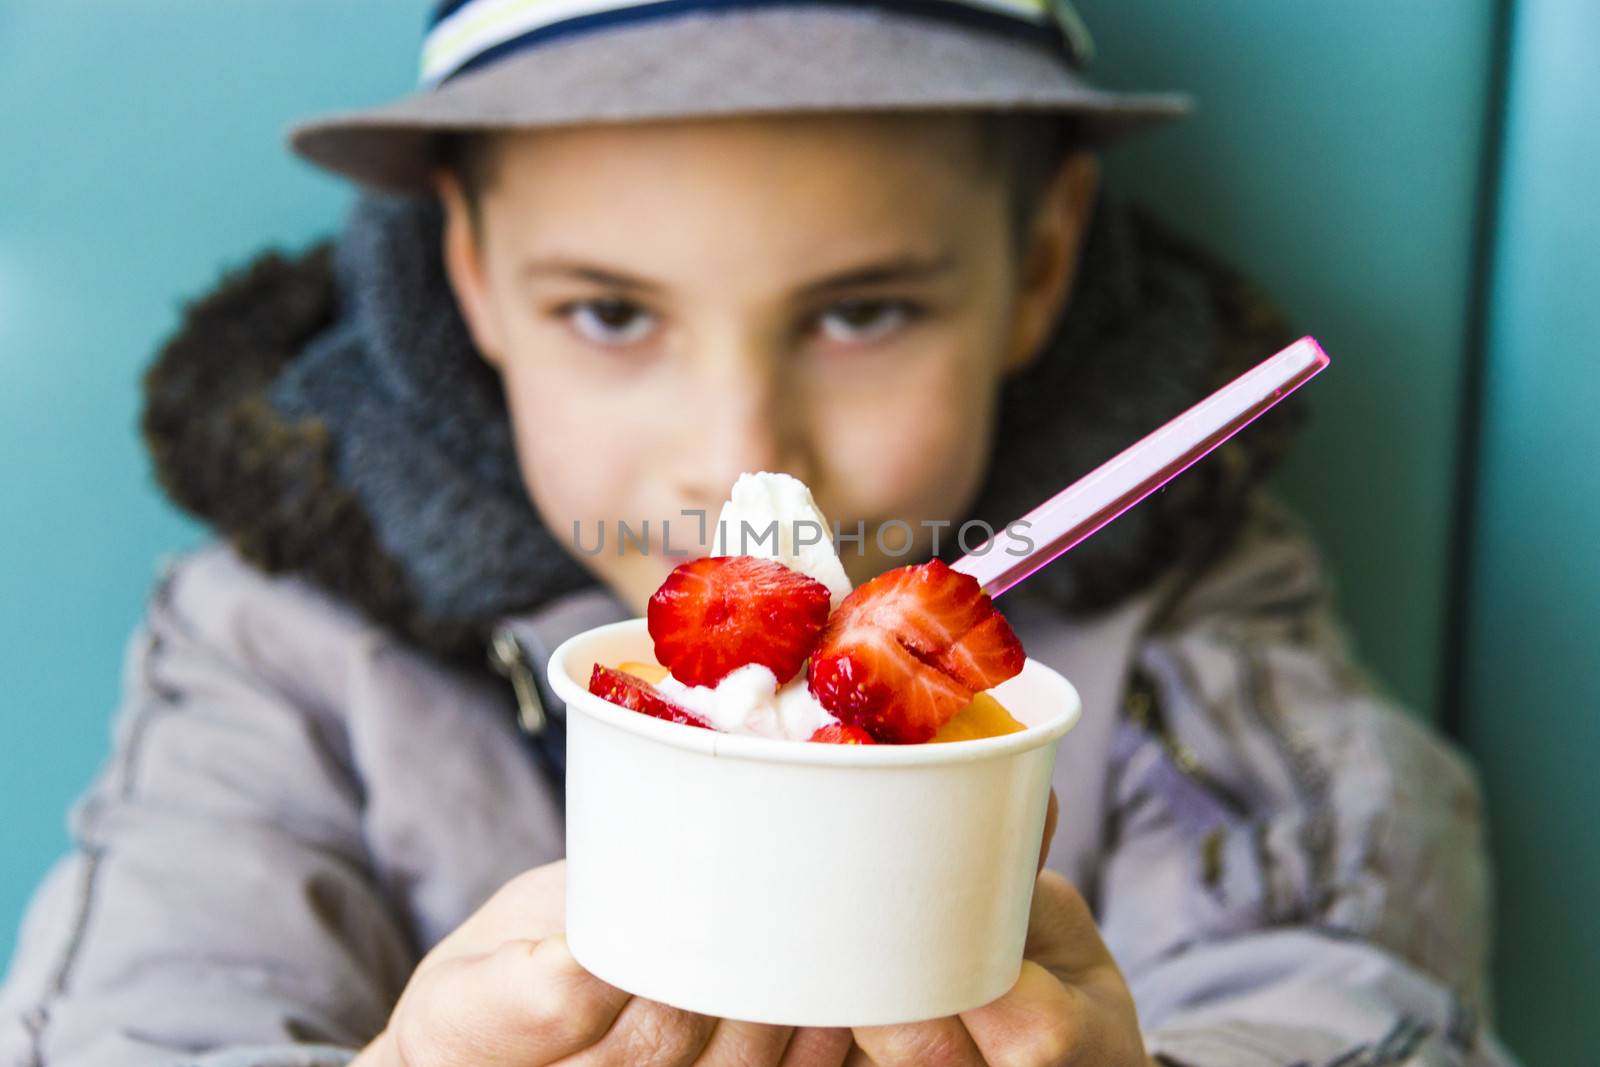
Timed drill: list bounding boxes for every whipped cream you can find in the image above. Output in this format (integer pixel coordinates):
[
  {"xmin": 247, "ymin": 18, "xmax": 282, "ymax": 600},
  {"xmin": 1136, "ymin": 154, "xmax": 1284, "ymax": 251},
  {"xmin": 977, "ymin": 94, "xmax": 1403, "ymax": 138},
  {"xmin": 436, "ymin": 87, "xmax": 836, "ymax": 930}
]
[
  {"xmin": 658, "ymin": 664, "xmax": 838, "ymax": 740},
  {"xmin": 713, "ymin": 471, "xmax": 853, "ymax": 609}
]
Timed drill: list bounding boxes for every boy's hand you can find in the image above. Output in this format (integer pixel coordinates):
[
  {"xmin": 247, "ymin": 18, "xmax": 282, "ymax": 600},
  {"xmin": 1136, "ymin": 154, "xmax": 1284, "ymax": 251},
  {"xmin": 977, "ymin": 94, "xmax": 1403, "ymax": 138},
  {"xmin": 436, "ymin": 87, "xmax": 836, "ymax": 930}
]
[
  {"xmin": 846, "ymin": 869, "xmax": 1154, "ymax": 1067},
  {"xmin": 351, "ymin": 860, "xmax": 854, "ymax": 1066},
  {"xmin": 356, "ymin": 792, "xmax": 1134, "ymax": 1067}
]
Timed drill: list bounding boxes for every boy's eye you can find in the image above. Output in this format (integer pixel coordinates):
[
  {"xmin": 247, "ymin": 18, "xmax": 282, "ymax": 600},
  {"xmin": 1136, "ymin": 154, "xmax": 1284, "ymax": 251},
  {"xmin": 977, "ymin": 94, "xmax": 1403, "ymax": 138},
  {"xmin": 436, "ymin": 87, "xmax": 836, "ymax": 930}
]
[
  {"xmin": 816, "ymin": 299, "xmax": 919, "ymax": 345},
  {"xmin": 561, "ymin": 298, "xmax": 657, "ymax": 346}
]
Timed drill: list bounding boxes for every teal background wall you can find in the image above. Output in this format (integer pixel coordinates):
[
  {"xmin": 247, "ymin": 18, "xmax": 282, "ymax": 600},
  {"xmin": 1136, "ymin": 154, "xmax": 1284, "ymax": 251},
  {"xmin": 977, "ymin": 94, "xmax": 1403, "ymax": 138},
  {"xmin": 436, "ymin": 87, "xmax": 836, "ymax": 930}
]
[
  {"xmin": 3, "ymin": 3, "xmax": 1594, "ymax": 1063},
  {"xmin": 1075, "ymin": 0, "xmax": 1500, "ymax": 725},
  {"xmin": 1458, "ymin": 3, "xmax": 1600, "ymax": 1064},
  {"xmin": 0, "ymin": 0, "xmax": 431, "ymax": 977}
]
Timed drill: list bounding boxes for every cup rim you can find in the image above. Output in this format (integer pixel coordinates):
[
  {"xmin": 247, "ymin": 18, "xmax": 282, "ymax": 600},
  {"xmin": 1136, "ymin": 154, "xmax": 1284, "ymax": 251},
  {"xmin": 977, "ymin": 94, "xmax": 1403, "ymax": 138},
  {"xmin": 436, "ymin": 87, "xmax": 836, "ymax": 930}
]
[{"xmin": 547, "ymin": 618, "xmax": 1082, "ymax": 768}]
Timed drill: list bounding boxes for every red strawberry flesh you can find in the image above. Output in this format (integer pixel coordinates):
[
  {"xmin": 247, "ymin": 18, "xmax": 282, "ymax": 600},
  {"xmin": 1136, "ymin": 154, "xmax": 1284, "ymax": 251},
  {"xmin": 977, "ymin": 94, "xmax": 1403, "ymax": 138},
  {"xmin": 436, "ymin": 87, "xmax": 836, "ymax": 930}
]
[
  {"xmin": 807, "ymin": 559, "xmax": 1024, "ymax": 743},
  {"xmin": 588, "ymin": 664, "xmax": 713, "ymax": 730},
  {"xmin": 648, "ymin": 555, "xmax": 832, "ymax": 687},
  {"xmin": 808, "ymin": 723, "xmax": 877, "ymax": 745}
]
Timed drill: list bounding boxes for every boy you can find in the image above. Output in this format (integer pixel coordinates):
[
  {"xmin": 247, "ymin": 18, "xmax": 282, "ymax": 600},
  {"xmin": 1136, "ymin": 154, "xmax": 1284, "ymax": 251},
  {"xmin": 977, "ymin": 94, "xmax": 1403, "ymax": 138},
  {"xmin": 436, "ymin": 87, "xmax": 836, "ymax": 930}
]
[{"xmin": 1, "ymin": 2, "xmax": 1516, "ymax": 1065}]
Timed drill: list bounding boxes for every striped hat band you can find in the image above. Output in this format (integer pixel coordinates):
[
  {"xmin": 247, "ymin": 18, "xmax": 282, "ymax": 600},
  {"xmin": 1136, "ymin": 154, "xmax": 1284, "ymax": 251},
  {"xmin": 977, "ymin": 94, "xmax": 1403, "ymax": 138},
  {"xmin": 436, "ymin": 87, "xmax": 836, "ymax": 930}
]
[{"xmin": 421, "ymin": 0, "xmax": 1097, "ymax": 87}]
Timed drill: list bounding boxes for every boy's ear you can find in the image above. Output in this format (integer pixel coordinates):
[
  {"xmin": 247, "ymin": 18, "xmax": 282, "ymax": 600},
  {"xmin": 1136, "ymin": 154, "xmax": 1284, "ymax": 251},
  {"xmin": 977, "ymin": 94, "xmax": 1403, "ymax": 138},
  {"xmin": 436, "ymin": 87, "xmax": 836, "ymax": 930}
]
[
  {"xmin": 1003, "ymin": 152, "xmax": 1101, "ymax": 376},
  {"xmin": 435, "ymin": 168, "xmax": 508, "ymax": 371}
]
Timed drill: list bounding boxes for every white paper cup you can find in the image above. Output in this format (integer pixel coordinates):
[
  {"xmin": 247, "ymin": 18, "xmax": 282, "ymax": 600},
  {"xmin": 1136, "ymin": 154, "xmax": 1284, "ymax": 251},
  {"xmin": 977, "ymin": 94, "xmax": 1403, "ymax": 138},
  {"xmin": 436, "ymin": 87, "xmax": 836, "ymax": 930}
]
[{"xmin": 547, "ymin": 618, "xmax": 1081, "ymax": 1027}]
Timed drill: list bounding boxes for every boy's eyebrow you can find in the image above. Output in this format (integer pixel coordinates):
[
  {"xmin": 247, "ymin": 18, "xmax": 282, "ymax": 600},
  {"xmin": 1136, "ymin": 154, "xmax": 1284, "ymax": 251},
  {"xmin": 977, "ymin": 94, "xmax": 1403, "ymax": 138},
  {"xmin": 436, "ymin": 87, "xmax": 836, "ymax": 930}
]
[
  {"xmin": 516, "ymin": 251, "xmax": 958, "ymax": 296},
  {"xmin": 796, "ymin": 251, "xmax": 958, "ymax": 296},
  {"xmin": 519, "ymin": 257, "xmax": 666, "ymax": 293}
]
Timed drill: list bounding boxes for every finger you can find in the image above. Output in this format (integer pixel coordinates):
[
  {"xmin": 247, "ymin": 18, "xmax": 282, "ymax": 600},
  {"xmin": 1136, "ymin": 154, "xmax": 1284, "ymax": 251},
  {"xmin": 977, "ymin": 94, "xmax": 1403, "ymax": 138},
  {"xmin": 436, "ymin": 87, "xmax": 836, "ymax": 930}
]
[
  {"xmin": 693, "ymin": 1019, "xmax": 792, "ymax": 1066},
  {"xmin": 968, "ymin": 873, "xmax": 1148, "ymax": 1066},
  {"xmin": 1024, "ymin": 871, "xmax": 1115, "ymax": 981},
  {"xmin": 966, "ymin": 958, "xmax": 1147, "ymax": 1067},
  {"xmin": 418, "ymin": 861, "xmax": 569, "ymax": 972},
  {"xmin": 841, "ymin": 1044, "xmax": 876, "ymax": 1067},
  {"xmin": 1037, "ymin": 788, "xmax": 1060, "ymax": 874},
  {"xmin": 960, "ymin": 961, "xmax": 1082, "ymax": 1066},
  {"xmin": 395, "ymin": 935, "xmax": 628, "ymax": 1065},
  {"xmin": 777, "ymin": 1027, "xmax": 855, "ymax": 1067},
  {"xmin": 559, "ymin": 996, "xmax": 717, "ymax": 1067},
  {"xmin": 851, "ymin": 1017, "xmax": 984, "ymax": 1067}
]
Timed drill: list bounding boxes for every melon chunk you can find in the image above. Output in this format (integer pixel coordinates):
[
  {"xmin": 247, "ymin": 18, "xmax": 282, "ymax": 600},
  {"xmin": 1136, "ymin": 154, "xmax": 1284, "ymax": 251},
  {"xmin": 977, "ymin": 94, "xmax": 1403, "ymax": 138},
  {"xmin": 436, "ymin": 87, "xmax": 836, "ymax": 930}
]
[{"xmin": 930, "ymin": 691, "xmax": 1025, "ymax": 743}]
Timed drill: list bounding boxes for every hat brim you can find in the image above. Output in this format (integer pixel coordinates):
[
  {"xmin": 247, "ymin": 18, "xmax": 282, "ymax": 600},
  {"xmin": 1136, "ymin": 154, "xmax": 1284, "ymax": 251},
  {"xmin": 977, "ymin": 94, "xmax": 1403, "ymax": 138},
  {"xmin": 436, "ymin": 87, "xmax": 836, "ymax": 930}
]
[{"xmin": 289, "ymin": 7, "xmax": 1191, "ymax": 192}]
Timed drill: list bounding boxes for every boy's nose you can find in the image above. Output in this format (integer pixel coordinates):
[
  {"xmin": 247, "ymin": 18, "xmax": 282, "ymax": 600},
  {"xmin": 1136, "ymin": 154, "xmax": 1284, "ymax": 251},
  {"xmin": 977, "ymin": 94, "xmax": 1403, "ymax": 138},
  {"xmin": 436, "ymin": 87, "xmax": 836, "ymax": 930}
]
[{"xmin": 671, "ymin": 358, "xmax": 812, "ymax": 519}]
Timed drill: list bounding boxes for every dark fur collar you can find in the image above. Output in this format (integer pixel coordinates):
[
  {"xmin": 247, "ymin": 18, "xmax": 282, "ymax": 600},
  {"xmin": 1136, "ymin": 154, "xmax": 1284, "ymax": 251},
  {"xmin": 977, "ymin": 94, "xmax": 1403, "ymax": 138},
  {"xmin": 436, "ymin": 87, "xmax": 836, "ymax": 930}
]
[{"xmin": 140, "ymin": 194, "xmax": 1301, "ymax": 672}]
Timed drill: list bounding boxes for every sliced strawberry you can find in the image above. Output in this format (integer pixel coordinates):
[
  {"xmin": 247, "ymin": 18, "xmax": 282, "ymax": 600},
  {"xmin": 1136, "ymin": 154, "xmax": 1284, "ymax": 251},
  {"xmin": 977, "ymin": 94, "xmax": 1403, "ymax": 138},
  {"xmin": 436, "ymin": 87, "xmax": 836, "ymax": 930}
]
[
  {"xmin": 648, "ymin": 555, "xmax": 832, "ymax": 687},
  {"xmin": 807, "ymin": 559, "xmax": 1024, "ymax": 743},
  {"xmin": 808, "ymin": 723, "xmax": 877, "ymax": 745},
  {"xmin": 588, "ymin": 664, "xmax": 714, "ymax": 730}
]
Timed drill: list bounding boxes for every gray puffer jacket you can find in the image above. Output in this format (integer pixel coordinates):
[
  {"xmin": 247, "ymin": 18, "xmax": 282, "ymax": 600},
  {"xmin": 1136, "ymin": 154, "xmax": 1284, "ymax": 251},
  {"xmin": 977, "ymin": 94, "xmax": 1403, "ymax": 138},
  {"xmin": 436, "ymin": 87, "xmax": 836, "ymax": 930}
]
[{"xmin": 0, "ymin": 193, "xmax": 1518, "ymax": 1066}]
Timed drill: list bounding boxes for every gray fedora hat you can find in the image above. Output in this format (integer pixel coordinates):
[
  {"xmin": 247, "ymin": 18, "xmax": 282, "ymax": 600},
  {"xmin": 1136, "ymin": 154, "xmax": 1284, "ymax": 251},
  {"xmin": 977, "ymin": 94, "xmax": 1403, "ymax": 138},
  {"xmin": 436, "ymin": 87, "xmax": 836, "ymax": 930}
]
[{"xmin": 289, "ymin": 0, "xmax": 1191, "ymax": 192}]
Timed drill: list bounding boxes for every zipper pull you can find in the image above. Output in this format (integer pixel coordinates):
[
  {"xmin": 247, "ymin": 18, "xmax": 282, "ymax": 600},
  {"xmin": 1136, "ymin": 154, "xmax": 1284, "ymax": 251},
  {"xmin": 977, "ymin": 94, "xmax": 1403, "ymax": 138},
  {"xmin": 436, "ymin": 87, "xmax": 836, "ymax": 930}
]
[{"xmin": 488, "ymin": 627, "xmax": 548, "ymax": 736}]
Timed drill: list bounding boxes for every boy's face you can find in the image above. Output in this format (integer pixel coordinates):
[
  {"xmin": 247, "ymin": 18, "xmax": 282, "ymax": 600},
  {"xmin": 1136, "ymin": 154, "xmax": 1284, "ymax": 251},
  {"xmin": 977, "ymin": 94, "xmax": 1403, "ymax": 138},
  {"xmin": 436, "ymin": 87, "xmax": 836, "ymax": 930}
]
[{"xmin": 439, "ymin": 113, "xmax": 1095, "ymax": 614}]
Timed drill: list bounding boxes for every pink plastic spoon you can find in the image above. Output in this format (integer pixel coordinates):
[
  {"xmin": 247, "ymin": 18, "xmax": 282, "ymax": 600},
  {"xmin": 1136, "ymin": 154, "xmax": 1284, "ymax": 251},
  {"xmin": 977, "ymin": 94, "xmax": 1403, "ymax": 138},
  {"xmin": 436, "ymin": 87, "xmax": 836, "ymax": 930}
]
[{"xmin": 953, "ymin": 336, "xmax": 1330, "ymax": 598}]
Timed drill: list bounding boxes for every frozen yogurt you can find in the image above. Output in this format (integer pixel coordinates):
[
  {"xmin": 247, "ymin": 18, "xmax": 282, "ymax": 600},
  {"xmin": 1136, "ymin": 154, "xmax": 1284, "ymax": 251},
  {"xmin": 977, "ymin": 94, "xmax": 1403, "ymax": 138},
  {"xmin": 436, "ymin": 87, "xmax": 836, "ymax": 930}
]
[{"xmin": 590, "ymin": 472, "xmax": 1027, "ymax": 744}]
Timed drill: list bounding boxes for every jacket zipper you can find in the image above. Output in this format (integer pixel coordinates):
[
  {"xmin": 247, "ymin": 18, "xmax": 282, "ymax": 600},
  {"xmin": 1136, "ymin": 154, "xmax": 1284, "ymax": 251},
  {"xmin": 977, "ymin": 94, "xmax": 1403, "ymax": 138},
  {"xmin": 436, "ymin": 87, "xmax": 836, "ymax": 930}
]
[{"xmin": 488, "ymin": 626, "xmax": 548, "ymax": 736}]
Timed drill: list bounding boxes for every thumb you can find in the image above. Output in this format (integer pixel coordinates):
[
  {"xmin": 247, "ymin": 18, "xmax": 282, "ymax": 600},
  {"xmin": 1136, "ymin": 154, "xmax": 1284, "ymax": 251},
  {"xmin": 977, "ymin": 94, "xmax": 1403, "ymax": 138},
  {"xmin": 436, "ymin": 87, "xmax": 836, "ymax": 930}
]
[
  {"xmin": 1023, "ymin": 870, "xmax": 1116, "ymax": 982},
  {"xmin": 394, "ymin": 935, "xmax": 629, "ymax": 1065}
]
